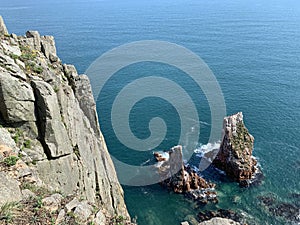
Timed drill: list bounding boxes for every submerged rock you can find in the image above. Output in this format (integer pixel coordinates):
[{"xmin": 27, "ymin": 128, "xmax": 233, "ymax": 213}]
[
  {"xmin": 213, "ymin": 112, "xmax": 262, "ymax": 187},
  {"xmin": 258, "ymin": 193, "xmax": 300, "ymax": 223},
  {"xmin": 154, "ymin": 146, "xmax": 217, "ymax": 204},
  {"xmin": 197, "ymin": 209, "xmax": 242, "ymax": 223},
  {"xmin": 269, "ymin": 202, "xmax": 299, "ymax": 221}
]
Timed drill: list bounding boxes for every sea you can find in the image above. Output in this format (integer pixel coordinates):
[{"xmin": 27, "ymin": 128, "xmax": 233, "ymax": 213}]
[{"xmin": 1, "ymin": 0, "xmax": 300, "ymax": 224}]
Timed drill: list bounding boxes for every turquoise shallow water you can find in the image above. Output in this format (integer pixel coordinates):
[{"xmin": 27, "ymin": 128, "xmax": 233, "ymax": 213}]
[{"xmin": 1, "ymin": 0, "xmax": 300, "ymax": 224}]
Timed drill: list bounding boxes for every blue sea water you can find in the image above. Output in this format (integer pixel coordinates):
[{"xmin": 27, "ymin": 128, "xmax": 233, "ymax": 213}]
[{"xmin": 1, "ymin": 0, "xmax": 300, "ymax": 224}]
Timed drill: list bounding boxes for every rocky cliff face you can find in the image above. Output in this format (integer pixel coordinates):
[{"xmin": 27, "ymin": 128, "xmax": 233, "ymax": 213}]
[
  {"xmin": 213, "ymin": 112, "xmax": 260, "ymax": 187},
  {"xmin": 0, "ymin": 16, "xmax": 130, "ymax": 223}
]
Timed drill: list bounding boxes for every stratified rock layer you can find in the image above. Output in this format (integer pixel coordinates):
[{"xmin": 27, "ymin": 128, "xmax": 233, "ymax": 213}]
[
  {"xmin": 213, "ymin": 112, "xmax": 259, "ymax": 187},
  {"xmin": 0, "ymin": 17, "xmax": 129, "ymax": 219}
]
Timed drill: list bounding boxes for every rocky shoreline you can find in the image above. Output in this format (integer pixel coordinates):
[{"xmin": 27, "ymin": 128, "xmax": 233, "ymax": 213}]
[
  {"xmin": 154, "ymin": 112, "xmax": 265, "ymax": 225},
  {"xmin": 257, "ymin": 192, "xmax": 300, "ymax": 224},
  {"xmin": 2, "ymin": 15, "xmax": 297, "ymax": 225},
  {"xmin": 154, "ymin": 146, "xmax": 218, "ymax": 205}
]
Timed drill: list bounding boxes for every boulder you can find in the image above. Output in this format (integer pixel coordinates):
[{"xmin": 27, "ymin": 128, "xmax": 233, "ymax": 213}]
[
  {"xmin": 198, "ymin": 217, "xmax": 240, "ymax": 225},
  {"xmin": 213, "ymin": 112, "xmax": 260, "ymax": 187},
  {"xmin": 42, "ymin": 193, "xmax": 63, "ymax": 212},
  {"xmin": 65, "ymin": 197, "xmax": 80, "ymax": 212},
  {"xmin": 0, "ymin": 128, "xmax": 18, "ymax": 152},
  {"xmin": 183, "ymin": 215, "xmax": 198, "ymax": 225},
  {"xmin": 36, "ymin": 155, "xmax": 79, "ymax": 194},
  {"xmin": 21, "ymin": 140, "xmax": 47, "ymax": 162},
  {"xmin": 40, "ymin": 35, "xmax": 57, "ymax": 61},
  {"xmin": 21, "ymin": 189, "xmax": 36, "ymax": 199},
  {"xmin": 1, "ymin": 40, "xmax": 22, "ymax": 56},
  {"xmin": 198, "ymin": 209, "xmax": 242, "ymax": 224},
  {"xmin": 0, "ymin": 49, "xmax": 26, "ymax": 80},
  {"xmin": 56, "ymin": 209, "xmax": 66, "ymax": 225},
  {"xmin": 73, "ymin": 201, "xmax": 93, "ymax": 223},
  {"xmin": 181, "ymin": 222, "xmax": 189, "ymax": 225},
  {"xmin": 0, "ymin": 145, "xmax": 13, "ymax": 160},
  {"xmin": 0, "ymin": 72, "xmax": 35, "ymax": 122},
  {"xmin": 26, "ymin": 31, "xmax": 41, "ymax": 51},
  {"xmin": 93, "ymin": 210, "xmax": 107, "ymax": 225},
  {"xmin": 0, "ymin": 172, "xmax": 22, "ymax": 207}
]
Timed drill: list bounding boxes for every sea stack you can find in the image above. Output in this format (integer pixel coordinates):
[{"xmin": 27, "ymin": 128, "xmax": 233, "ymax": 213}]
[
  {"xmin": 213, "ymin": 112, "xmax": 260, "ymax": 187},
  {"xmin": 154, "ymin": 146, "xmax": 217, "ymax": 204}
]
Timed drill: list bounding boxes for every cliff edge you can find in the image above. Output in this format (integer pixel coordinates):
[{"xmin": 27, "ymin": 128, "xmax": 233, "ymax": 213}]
[{"xmin": 0, "ymin": 16, "xmax": 131, "ymax": 224}]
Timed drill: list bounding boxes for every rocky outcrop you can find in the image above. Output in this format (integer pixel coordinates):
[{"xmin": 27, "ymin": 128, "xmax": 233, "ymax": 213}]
[
  {"xmin": 258, "ymin": 193, "xmax": 300, "ymax": 223},
  {"xmin": 154, "ymin": 145, "xmax": 217, "ymax": 204},
  {"xmin": 0, "ymin": 72, "xmax": 36, "ymax": 123},
  {"xmin": 0, "ymin": 172, "xmax": 22, "ymax": 206},
  {"xmin": 0, "ymin": 16, "xmax": 8, "ymax": 35},
  {"xmin": 73, "ymin": 74, "xmax": 101, "ymax": 136},
  {"xmin": 213, "ymin": 112, "xmax": 261, "ymax": 187},
  {"xmin": 0, "ymin": 16, "xmax": 130, "ymax": 221},
  {"xmin": 198, "ymin": 217, "xmax": 240, "ymax": 225},
  {"xmin": 197, "ymin": 209, "xmax": 243, "ymax": 224}
]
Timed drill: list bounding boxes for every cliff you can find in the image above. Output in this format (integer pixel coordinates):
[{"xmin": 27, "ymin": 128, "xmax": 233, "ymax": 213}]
[{"xmin": 0, "ymin": 16, "xmax": 131, "ymax": 224}]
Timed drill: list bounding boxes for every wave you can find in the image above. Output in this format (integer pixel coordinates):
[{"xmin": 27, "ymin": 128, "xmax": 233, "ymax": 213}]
[
  {"xmin": 215, "ymin": 167, "xmax": 226, "ymax": 175},
  {"xmin": 199, "ymin": 121, "xmax": 211, "ymax": 126},
  {"xmin": 194, "ymin": 142, "xmax": 220, "ymax": 157}
]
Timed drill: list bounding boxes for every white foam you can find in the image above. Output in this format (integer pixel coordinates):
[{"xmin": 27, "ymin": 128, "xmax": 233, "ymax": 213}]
[
  {"xmin": 194, "ymin": 142, "xmax": 221, "ymax": 155},
  {"xmin": 153, "ymin": 151, "xmax": 170, "ymax": 161},
  {"xmin": 199, "ymin": 121, "xmax": 211, "ymax": 126},
  {"xmin": 161, "ymin": 152, "xmax": 170, "ymax": 160},
  {"xmin": 215, "ymin": 167, "xmax": 226, "ymax": 175},
  {"xmin": 140, "ymin": 159, "xmax": 150, "ymax": 166},
  {"xmin": 191, "ymin": 165, "xmax": 200, "ymax": 173}
]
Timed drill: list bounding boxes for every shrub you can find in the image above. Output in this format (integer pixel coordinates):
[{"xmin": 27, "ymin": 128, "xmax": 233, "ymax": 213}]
[
  {"xmin": 3, "ymin": 156, "xmax": 19, "ymax": 166},
  {"xmin": 54, "ymin": 85, "xmax": 59, "ymax": 93},
  {"xmin": 9, "ymin": 53, "xmax": 19, "ymax": 60},
  {"xmin": 23, "ymin": 139, "xmax": 31, "ymax": 148},
  {"xmin": 0, "ymin": 202, "xmax": 18, "ymax": 222},
  {"xmin": 20, "ymin": 45, "xmax": 37, "ymax": 61},
  {"xmin": 33, "ymin": 65, "xmax": 43, "ymax": 74},
  {"xmin": 12, "ymin": 128, "xmax": 23, "ymax": 144}
]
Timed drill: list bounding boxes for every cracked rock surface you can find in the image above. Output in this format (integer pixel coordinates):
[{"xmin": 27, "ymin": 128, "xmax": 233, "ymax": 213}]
[{"xmin": 0, "ymin": 15, "xmax": 130, "ymax": 222}]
